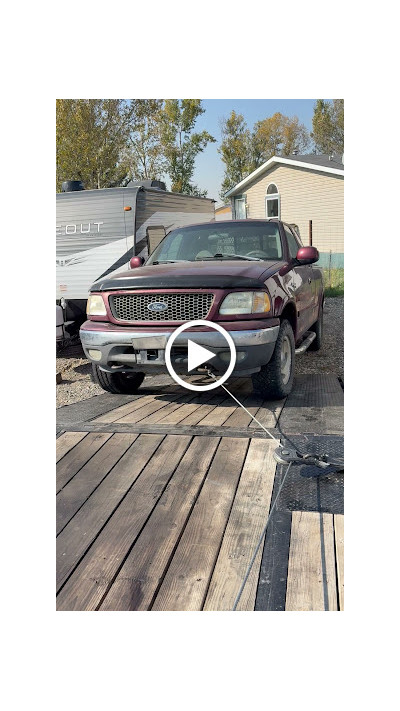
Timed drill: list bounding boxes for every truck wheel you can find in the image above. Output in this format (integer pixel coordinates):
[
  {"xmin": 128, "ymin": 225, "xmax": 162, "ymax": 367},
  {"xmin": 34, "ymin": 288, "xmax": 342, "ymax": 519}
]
[
  {"xmin": 251, "ymin": 319, "xmax": 295, "ymax": 399},
  {"xmin": 91, "ymin": 365, "xmax": 145, "ymax": 394},
  {"xmin": 309, "ymin": 305, "xmax": 323, "ymax": 351}
]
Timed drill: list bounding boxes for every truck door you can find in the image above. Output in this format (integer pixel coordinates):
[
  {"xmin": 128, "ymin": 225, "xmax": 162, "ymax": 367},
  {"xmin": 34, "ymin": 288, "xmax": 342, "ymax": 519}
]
[{"xmin": 283, "ymin": 225, "xmax": 314, "ymax": 336}]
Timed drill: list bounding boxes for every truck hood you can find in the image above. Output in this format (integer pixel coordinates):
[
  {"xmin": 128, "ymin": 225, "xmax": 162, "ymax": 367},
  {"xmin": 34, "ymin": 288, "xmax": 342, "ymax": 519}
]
[{"xmin": 91, "ymin": 259, "xmax": 283, "ymax": 291}]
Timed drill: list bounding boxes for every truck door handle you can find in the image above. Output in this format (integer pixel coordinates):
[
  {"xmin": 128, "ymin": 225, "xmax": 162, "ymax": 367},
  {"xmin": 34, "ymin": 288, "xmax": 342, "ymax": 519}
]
[{"xmin": 308, "ymin": 277, "xmax": 312, "ymax": 284}]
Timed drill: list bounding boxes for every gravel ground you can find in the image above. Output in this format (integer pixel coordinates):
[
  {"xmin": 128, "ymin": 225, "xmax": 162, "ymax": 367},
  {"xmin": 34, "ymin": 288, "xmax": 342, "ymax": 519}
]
[
  {"xmin": 56, "ymin": 296, "xmax": 343, "ymax": 408},
  {"xmin": 294, "ymin": 297, "xmax": 343, "ymax": 378}
]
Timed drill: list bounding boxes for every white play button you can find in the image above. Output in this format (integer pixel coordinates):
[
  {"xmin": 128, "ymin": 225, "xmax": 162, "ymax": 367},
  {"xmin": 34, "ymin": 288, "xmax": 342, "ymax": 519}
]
[
  {"xmin": 165, "ymin": 319, "xmax": 237, "ymax": 392},
  {"xmin": 187, "ymin": 340, "xmax": 216, "ymax": 372}
]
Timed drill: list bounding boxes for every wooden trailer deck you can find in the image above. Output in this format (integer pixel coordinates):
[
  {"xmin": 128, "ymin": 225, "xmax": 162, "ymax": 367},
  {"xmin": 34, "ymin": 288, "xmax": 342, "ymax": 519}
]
[{"xmin": 56, "ymin": 373, "xmax": 344, "ymax": 611}]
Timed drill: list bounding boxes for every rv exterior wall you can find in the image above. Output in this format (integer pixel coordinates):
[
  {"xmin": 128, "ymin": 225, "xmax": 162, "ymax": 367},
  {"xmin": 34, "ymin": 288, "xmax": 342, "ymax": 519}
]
[
  {"xmin": 56, "ymin": 187, "xmax": 135, "ymax": 300},
  {"xmin": 56, "ymin": 187, "xmax": 215, "ymax": 302},
  {"xmin": 135, "ymin": 189, "xmax": 215, "ymax": 256}
]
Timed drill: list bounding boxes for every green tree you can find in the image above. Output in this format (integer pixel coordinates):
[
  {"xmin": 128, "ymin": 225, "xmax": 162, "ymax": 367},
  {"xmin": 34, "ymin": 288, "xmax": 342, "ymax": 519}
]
[
  {"xmin": 250, "ymin": 112, "xmax": 310, "ymax": 169},
  {"xmin": 311, "ymin": 99, "xmax": 344, "ymax": 155},
  {"xmin": 160, "ymin": 99, "xmax": 215, "ymax": 196},
  {"xmin": 218, "ymin": 111, "xmax": 251, "ymax": 200},
  {"xmin": 56, "ymin": 99, "xmax": 135, "ymax": 190},
  {"xmin": 219, "ymin": 110, "xmax": 310, "ymax": 199},
  {"xmin": 123, "ymin": 99, "xmax": 166, "ymax": 181}
]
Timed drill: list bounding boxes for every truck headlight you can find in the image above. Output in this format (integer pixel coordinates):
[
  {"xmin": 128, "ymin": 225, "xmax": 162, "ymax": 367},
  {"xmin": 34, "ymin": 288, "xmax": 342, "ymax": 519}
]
[
  {"xmin": 86, "ymin": 294, "xmax": 107, "ymax": 316},
  {"xmin": 219, "ymin": 291, "xmax": 271, "ymax": 315}
]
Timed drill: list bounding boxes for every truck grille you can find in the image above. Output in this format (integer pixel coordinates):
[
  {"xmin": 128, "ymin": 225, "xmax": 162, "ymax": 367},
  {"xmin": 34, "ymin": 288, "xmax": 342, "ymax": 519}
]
[{"xmin": 110, "ymin": 293, "xmax": 214, "ymax": 322}]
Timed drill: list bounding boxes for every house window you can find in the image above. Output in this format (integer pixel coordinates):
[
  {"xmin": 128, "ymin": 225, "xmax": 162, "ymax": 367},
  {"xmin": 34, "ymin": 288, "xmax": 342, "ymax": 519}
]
[
  {"xmin": 234, "ymin": 197, "xmax": 246, "ymax": 219},
  {"xmin": 265, "ymin": 183, "xmax": 280, "ymax": 219}
]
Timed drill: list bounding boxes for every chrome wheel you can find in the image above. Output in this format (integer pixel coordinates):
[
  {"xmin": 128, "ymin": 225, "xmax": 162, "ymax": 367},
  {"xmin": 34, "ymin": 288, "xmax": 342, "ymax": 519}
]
[{"xmin": 280, "ymin": 335, "xmax": 292, "ymax": 385}]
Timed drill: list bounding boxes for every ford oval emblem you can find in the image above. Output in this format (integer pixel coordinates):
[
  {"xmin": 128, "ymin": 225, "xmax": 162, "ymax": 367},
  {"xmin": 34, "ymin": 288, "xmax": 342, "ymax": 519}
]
[{"xmin": 148, "ymin": 302, "xmax": 168, "ymax": 312}]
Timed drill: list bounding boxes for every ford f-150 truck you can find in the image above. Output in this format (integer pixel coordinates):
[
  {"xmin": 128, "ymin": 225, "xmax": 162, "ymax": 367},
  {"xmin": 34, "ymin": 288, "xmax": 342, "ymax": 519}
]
[{"xmin": 80, "ymin": 219, "xmax": 324, "ymax": 399}]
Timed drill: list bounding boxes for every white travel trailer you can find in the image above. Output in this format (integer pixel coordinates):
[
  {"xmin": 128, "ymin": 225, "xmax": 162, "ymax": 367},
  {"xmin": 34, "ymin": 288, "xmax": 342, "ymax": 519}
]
[{"xmin": 56, "ymin": 180, "xmax": 215, "ymax": 340}]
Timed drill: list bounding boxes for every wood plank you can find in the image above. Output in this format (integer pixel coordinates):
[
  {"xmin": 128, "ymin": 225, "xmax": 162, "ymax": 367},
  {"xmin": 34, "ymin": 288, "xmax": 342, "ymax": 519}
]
[
  {"xmin": 138, "ymin": 391, "xmax": 198, "ymax": 424},
  {"xmin": 56, "ymin": 433, "xmax": 138, "ymax": 535},
  {"xmin": 203, "ymin": 439, "xmax": 276, "ymax": 611},
  {"xmin": 248, "ymin": 399, "xmax": 286, "ymax": 429},
  {"xmin": 156, "ymin": 398, "xmax": 208, "ymax": 425},
  {"xmin": 99, "ymin": 436, "xmax": 220, "ymax": 611},
  {"xmin": 56, "ymin": 433, "xmax": 163, "ymax": 592},
  {"xmin": 57, "ymin": 421, "xmax": 279, "ymax": 440},
  {"xmin": 190, "ymin": 403, "xmax": 238, "ymax": 426},
  {"xmin": 57, "ymin": 435, "xmax": 195, "ymax": 610},
  {"xmin": 114, "ymin": 391, "xmax": 185, "ymax": 423},
  {"xmin": 56, "ymin": 432, "xmax": 87, "ymax": 463},
  {"xmin": 144, "ymin": 381, "xmax": 233, "ymax": 426},
  {"xmin": 177, "ymin": 392, "xmax": 233, "ymax": 425},
  {"xmin": 195, "ymin": 381, "xmax": 251, "ymax": 427},
  {"xmin": 57, "ymin": 392, "xmax": 141, "ymax": 428},
  {"xmin": 222, "ymin": 392, "xmax": 265, "ymax": 428},
  {"xmin": 92, "ymin": 394, "xmax": 153, "ymax": 423},
  {"xmin": 285, "ymin": 511, "xmax": 337, "ymax": 611},
  {"xmin": 93, "ymin": 388, "xmax": 176, "ymax": 423},
  {"xmin": 151, "ymin": 437, "xmax": 249, "ymax": 611},
  {"xmin": 334, "ymin": 514, "xmax": 344, "ymax": 610},
  {"xmin": 56, "ymin": 432, "xmax": 113, "ymax": 493}
]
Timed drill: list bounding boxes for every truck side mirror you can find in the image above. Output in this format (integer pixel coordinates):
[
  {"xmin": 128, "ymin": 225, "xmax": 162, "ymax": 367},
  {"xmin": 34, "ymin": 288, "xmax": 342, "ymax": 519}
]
[
  {"xmin": 296, "ymin": 246, "xmax": 319, "ymax": 264},
  {"xmin": 130, "ymin": 256, "xmax": 145, "ymax": 269}
]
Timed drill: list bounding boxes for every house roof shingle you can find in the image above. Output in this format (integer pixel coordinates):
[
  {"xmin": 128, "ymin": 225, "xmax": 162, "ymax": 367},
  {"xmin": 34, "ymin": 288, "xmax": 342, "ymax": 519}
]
[{"xmin": 286, "ymin": 153, "xmax": 344, "ymax": 170}]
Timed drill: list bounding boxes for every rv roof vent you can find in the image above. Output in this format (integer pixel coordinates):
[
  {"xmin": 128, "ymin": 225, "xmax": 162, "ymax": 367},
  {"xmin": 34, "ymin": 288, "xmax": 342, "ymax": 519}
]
[
  {"xmin": 127, "ymin": 180, "xmax": 166, "ymax": 191},
  {"xmin": 61, "ymin": 180, "xmax": 84, "ymax": 192}
]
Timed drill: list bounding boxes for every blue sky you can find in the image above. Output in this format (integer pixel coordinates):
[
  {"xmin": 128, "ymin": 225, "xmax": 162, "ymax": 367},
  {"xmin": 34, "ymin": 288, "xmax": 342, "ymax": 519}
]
[{"xmin": 189, "ymin": 99, "xmax": 319, "ymax": 203}]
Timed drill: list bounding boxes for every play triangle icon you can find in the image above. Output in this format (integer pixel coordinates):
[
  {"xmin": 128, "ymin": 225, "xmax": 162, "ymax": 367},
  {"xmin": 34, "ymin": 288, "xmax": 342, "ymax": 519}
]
[{"xmin": 187, "ymin": 340, "xmax": 216, "ymax": 372}]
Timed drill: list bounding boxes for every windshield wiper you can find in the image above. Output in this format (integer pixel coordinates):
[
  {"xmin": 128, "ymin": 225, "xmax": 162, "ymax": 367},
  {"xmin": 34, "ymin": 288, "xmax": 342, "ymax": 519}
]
[
  {"xmin": 196, "ymin": 253, "xmax": 262, "ymax": 261},
  {"xmin": 152, "ymin": 259, "xmax": 191, "ymax": 264}
]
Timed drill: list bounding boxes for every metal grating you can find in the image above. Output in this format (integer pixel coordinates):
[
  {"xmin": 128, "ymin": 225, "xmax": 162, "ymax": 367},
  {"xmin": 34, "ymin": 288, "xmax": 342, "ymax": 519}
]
[
  {"xmin": 276, "ymin": 435, "xmax": 344, "ymax": 514},
  {"xmin": 110, "ymin": 292, "xmax": 214, "ymax": 322}
]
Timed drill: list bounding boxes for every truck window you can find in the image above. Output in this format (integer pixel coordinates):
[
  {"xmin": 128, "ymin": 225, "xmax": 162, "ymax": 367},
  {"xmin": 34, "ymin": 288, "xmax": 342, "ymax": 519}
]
[
  {"xmin": 147, "ymin": 222, "xmax": 283, "ymax": 264},
  {"xmin": 164, "ymin": 233, "xmax": 183, "ymax": 260},
  {"xmin": 284, "ymin": 226, "xmax": 301, "ymax": 259}
]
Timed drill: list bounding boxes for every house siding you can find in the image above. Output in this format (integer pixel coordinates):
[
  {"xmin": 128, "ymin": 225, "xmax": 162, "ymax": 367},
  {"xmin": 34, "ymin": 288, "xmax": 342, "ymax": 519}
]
[
  {"xmin": 215, "ymin": 205, "xmax": 232, "ymax": 221},
  {"xmin": 240, "ymin": 164, "xmax": 344, "ymax": 255}
]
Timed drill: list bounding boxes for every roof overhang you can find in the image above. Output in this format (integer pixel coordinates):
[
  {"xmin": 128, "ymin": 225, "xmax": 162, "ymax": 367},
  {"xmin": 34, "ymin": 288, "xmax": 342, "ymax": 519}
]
[{"xmin": 225, "ymin": 156, "xmax": 344, "ymax": 198}]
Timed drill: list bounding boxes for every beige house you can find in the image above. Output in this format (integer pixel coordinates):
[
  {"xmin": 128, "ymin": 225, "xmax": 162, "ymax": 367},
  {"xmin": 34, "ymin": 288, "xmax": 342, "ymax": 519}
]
[
  {"xmin": 215, "ymin": 203, "xmax": 232, "ymax": 220},
  {"xmin": 225, "ymin": 154, "xmax": 344, "ymax": 266}
]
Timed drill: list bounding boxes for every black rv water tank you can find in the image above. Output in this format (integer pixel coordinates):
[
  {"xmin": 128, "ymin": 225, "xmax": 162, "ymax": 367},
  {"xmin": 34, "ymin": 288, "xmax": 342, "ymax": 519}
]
[
  {"xmin": 127, "ymin": 180, "xmax": 166, "ymax": 191},
  {"xmin": 61, "ymin": 180, "xmax": 84, "ymax": 192}
]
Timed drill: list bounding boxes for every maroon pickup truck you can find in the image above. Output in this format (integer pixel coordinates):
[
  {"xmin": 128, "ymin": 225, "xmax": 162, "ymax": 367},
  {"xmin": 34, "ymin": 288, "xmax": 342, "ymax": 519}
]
[{"xmin": 80, "ymin": 219, "xmax": 324, "ymax": 399}]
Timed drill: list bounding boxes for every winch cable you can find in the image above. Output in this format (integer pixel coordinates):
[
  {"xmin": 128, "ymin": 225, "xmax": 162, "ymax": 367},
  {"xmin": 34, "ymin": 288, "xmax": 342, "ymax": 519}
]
[
  {"xmin": 204, "ymin": 367, "xmax": 343, "ymax": 610},
  {"xmin": 205, "ymin": 368, "xmax": 281, "ymax": 446}
]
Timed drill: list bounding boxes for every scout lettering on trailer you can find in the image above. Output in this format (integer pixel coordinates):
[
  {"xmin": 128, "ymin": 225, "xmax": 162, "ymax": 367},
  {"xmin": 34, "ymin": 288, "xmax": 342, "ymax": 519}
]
[{"xmin": 56, "ymin": 222, "xmax": 104, "ymax": 236}]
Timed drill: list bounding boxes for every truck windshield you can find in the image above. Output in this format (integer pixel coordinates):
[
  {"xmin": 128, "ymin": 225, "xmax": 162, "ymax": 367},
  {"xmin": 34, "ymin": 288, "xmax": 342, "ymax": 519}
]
[{"xmin": 146, "ymin": 222, "xmax": 282, "ymax": 264}]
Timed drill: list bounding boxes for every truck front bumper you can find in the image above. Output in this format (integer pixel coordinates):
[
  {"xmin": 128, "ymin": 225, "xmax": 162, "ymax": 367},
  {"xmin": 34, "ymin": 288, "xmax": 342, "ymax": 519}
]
[{"xmin": 80, "ymin": 320, "xmax": 280, "ymax": 376}]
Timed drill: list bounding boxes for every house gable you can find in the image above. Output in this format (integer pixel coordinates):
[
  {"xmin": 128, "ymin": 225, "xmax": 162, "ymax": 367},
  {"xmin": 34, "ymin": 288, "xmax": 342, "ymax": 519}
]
[
  {"xmin": 226, "ymin": 154, "xmax": 344, "ymax": 198},
  {"xmin": 234, "ymin": 162, "xmax": 344, "ymax": 254}
]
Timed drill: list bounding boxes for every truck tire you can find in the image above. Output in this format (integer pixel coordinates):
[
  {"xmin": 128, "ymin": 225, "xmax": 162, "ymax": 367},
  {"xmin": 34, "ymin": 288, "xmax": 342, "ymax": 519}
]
[
  {"xmin": 92, "ymin": 365, "xmax": 145, "ymax": 394},
  {"xmin": 309, "ymin": 304, "xmax": 323, "ymax": 351},
  {"xmin": 251, "ymin": 319, "xmax": 295, "ymax": 399}
]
